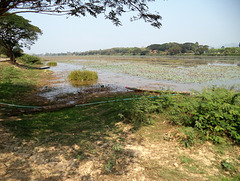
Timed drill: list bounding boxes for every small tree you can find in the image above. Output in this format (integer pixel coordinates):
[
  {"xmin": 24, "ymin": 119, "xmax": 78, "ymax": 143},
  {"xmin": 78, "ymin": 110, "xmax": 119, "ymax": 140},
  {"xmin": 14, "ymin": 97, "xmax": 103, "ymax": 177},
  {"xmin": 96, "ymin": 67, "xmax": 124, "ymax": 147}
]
[{"xmin": 0, "ymin": 14, "xmax": 42, "ymax": 64}]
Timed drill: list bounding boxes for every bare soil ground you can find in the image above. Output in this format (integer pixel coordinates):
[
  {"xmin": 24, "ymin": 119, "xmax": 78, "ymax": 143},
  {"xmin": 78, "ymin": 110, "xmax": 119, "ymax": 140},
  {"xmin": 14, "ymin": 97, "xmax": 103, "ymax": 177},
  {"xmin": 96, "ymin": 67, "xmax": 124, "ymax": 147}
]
[{"xmin": 1, "ymin": 115, "xmax": 239, "ymax": 181}]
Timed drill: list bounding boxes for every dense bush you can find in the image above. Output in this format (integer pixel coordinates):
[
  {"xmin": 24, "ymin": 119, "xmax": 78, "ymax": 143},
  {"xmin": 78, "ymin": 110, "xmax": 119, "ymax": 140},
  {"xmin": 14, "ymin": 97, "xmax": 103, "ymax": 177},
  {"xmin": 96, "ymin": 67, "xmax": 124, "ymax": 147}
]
[
  {"xmin": 119, "ymin": 94, "xmax": 175, "ymax": 128},
  {"xmin": 122, "ymin": 88, "xmax": 240, "ymax": 143},
  {"xmin": 119, "ymin": 95, "xmax": 153, "ymax": 127},
  {"xmin": 168, "ymin": 88, "xmax": 240, "ymax": 143},
  {"xmin": 17, "ymin": 54, "xmax": 42, "ymax": 65},
  {"xmin": 68, "ymin": 70, "xmax": 98, "ymax": 82}
]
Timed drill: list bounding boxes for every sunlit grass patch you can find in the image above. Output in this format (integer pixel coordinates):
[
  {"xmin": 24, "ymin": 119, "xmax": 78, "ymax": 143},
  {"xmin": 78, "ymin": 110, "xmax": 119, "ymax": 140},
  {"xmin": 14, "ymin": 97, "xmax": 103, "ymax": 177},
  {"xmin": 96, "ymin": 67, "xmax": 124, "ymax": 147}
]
[
  {"xmin": 179, "ymin": 155, "xmax": 195, "ymax": 164},
  {"xmin": 0, "ymin": 65, "xmax": 35, "ymax": 101},
  {"xmin": 143, "ymin": 160, "xmax": 188, "ymax": 181},
  {"xmin": 46, "ymin": 61, "xmax": 57, "ymax": 66},
  {"xmin": 0, "ymin": 62, "xmax": 53, "ymax": 104}
]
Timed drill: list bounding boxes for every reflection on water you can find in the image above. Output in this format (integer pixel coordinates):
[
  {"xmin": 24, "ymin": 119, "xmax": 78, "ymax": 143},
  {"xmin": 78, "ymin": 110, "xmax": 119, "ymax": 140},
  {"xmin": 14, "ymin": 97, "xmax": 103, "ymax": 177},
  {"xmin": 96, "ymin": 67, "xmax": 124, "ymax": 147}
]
[
  {"xmin": 207, "ymin": 62, "xmax": 238, "ymax": 67},
  {"xmin": 39, "ymin": 59, "xmax": 240, "ymax": 100},
  {"xmin": 69, "ymin": 80, "xmax": 98, "ymax": 87}
]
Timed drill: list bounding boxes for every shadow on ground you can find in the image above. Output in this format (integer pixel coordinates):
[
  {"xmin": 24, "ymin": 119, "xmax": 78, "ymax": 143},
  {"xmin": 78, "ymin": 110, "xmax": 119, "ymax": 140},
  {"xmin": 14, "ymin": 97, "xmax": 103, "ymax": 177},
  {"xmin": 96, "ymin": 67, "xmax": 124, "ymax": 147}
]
[{"xmin": 0, "ymin": 99, "xmax": 140, "ymax": 180}]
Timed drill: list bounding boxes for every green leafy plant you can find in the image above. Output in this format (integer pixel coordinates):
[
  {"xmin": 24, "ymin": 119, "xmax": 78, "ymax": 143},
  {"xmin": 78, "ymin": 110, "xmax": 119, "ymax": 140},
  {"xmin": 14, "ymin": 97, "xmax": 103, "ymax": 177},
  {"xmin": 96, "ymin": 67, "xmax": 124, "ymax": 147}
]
[
  {"xmin": 104, "ymin": 156, "xmax": 116, "ymax": 173},
  {"xmin": 167, "ymin": 87, "xmax": 240, "ymax": 144},
  {"xmin": 120, "ymin": 95, "xmax": 154, "ymax": 128},
  {"xmin": 179, "ymin": 127, "xmax": 196, "ymax": 148},
  {"xmin": 191, "ymin": 87, "xmax": 240, "ymax": 143},
  {"xmin": 120, "ymin": 93, "xmax": 175, "ymax": 129},
  {"xmin": 121, "ymin": 87, "xmax": 240, "ymax": 144},
  {"xmin": 221, "ymin": 160, "xmax": 236, "ymax": 173}
]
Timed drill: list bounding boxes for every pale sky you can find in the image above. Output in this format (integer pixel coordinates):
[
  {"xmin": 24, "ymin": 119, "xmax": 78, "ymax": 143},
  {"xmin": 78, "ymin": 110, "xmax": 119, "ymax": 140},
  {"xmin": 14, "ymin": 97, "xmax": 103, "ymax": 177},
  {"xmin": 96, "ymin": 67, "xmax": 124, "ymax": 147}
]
[{"xmin": 21, "ymin": 0, "xmax": 240, "ymax": 54}]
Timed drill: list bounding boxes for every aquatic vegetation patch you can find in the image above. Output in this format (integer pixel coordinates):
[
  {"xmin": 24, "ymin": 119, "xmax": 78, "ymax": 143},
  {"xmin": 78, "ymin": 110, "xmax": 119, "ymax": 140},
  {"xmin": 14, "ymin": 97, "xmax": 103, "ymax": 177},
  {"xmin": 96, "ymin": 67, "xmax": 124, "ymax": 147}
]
[
  {"xmin": 46, "ymin": 61, "xmax": 57, "ymax": 66},
  {"xmin": 89, "ymin": 61, "xmax": 240, "ymax": 84},
  {"xmin": 68, "ymin": 70, "xmax": 98, "ymax": 82}
]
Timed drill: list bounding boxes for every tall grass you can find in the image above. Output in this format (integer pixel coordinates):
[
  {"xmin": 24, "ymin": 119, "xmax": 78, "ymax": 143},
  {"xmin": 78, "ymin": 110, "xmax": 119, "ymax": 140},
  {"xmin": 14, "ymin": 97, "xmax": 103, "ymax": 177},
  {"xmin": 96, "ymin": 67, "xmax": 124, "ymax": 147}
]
[
  {"xmin": 46, "ymin": 61, "xmax": 57, "ymax": 66},
  {"xmin": 68, "ymin": 70, "xmax": 98, "ymax": 81}
]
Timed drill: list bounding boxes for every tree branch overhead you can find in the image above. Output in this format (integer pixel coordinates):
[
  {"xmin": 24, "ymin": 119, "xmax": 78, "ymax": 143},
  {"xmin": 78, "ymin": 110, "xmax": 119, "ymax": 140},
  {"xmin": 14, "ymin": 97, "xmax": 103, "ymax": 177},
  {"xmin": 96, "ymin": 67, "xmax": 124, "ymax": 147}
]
[{"xmin": 0, "ymin": 0, "xmax": 162, "ymax": 28}]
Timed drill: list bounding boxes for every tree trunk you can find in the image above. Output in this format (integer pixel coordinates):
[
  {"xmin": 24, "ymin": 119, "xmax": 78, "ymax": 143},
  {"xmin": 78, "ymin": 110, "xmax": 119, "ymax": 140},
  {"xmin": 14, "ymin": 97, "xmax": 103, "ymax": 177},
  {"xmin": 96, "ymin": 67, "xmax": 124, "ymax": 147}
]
[{"xmin": 8, "ymin": 49, "xmax": 16, "ymax": 64}]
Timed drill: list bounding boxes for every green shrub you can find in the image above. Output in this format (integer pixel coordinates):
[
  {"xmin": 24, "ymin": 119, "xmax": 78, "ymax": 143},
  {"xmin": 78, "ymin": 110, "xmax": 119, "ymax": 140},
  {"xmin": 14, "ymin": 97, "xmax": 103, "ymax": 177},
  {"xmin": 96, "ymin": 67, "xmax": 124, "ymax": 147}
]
[
  {"xmin": 68, "ymin": 70, "xmax": 98, "ymax": 81},
  {"xmin": 119, "ymin": 94, "xmax": 174, "ymax": 128},
  {"xmin": 179, "ymin": 127, "xmax": 199, "ymax": 148},
  {"xmin": 46, "ymin": 61, "xmax": 57, "ymax": 66},
  {"xmin": 123, "ymin": 95, "xmax": 154, "ymax": 127},
  {"xmin": 221, "ymin": 159, "xmax": 236, "ymax": 172},
  {"xmin": 120, "ymin": 87, "xmax": 240, "ymax": 143},
  {"xmin": 17, "ymin": 54, "xmax": 42, "ymax": 65},
  {"xmin": 168, "ymin": 87, "xmax": 240, "ymax": 143}
]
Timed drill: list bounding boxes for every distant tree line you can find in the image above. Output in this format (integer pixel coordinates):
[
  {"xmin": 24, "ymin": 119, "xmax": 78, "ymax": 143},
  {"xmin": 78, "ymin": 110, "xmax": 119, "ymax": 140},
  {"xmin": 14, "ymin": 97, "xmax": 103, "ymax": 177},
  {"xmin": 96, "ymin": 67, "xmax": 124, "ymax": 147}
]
[
  {"xmin": 25, "ymin": 42, "xmax": 240, "ymax": 57},
  {"xmin": 147, "ymin": 42, "xmax": 209, "ymax": 55},
  {"xmin": 75, "ymin": 47, "xmax": 149, "ymax": 56},
  {"xmin": 73, "ymin": 42, "xmax": 209, "ymax": 56},
  {"xmin": 207, "ymin": 47, "xmax": 240, "ymax": 56},
  {"xmin": 42, "ymin": 42, "xmax": 239, "ymax": 57}
]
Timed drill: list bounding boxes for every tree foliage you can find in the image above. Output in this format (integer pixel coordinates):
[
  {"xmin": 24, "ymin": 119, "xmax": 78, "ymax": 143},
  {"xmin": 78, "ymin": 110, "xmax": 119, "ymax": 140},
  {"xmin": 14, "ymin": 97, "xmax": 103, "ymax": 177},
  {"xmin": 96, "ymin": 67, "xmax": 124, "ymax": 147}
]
[
  {"xmin": 168, "ymin": 46, "xmax": 182, "ymax": 55},
  {"xmin": 208, "ymin": 47, "xmax": 240, "ymax": 56},
  {"xmin": 0, "ymin": 13, "xmax": 42, "ymax": 64},
  {"xmin": 0, "ymin": 0, "xmax": 162, "ymax": 28},
  {"xmin": 147, "ymin": 42, "xmax": 209, "ymax": 55},
  {"xmin": 42, "ymin": 42, "xmax": 240, "ymax": 57},
  {"xmin": 69, "ymin": 42, "xmax": 209, "ymax": 56}
]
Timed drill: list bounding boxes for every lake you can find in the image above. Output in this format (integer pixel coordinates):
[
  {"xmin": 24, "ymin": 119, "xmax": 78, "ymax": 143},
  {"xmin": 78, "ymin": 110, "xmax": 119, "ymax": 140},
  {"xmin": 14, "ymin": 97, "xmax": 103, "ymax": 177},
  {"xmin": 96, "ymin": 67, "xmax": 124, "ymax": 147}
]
[{"xmin": 39, "ymin": 56, "xmax": 240, "ymax": 99}]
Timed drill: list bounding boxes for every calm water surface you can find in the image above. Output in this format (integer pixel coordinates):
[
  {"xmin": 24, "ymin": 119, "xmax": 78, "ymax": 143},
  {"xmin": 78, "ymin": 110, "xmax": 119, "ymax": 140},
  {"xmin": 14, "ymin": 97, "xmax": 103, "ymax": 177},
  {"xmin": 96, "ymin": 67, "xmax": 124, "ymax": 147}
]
[{"xmin": 39, "ymin": 59, "xmax": 240, "ymax": 99}]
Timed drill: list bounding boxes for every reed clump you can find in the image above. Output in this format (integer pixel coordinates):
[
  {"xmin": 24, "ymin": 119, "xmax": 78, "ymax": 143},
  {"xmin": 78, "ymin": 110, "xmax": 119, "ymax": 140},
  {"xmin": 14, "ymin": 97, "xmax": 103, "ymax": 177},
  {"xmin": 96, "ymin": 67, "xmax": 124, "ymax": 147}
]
[
  {"xmin": 47, "ymin": 61, "xmax": 57, "ymax": 66},
  {"xmin": 68, "ymin": 70, "xmax": 98, "ymax": 82}
]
